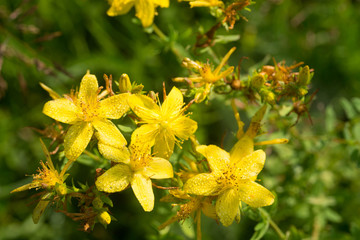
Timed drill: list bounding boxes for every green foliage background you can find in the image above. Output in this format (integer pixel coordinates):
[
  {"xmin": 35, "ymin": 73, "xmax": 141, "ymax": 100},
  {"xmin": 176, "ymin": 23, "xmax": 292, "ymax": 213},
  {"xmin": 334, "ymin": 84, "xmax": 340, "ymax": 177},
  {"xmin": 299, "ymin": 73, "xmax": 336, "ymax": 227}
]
[{"xmin": 1, "ymin": 0, "xmax": 360, "ymax": 239}]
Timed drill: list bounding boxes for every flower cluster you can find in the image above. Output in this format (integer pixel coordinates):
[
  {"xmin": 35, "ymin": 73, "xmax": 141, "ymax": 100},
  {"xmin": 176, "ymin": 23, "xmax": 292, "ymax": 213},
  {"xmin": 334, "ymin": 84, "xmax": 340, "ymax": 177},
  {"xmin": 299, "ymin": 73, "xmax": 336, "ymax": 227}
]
[
  {"xmin": 11, "ymin": 68, "xmax": 292, "ymax": 236},
  {"xmin": 8, "ymin": 0, "xmax": 317, "ymax": 238}
]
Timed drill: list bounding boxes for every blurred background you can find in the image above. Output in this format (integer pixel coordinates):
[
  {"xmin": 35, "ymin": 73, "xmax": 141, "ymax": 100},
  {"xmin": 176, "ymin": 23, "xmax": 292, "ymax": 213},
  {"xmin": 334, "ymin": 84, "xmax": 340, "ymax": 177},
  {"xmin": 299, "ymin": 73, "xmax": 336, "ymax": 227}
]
[{"xmin": 1, "ymin": 0, "xmax": 360, "ymax": 239}]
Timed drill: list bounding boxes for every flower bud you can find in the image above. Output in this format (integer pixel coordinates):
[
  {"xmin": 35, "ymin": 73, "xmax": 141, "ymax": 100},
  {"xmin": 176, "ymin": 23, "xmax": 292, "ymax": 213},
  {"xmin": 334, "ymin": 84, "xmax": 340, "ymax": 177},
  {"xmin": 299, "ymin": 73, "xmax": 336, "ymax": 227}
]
[
  {"xmin": 92, "ymin": 197, "xmax": 104, "ymax": 209},
  {"xmin": 251, "ymin": 74, "xmax": 265, "ymax": 90},
  {"xmin": 119, "ymin": 74, "xmax": 132, "ymax": 93},
  {"xmin": 98, "ymin": 211, "xmax": 111, "ymax": 226},
  {"xmin": 260, "ymin": 88, "xmax": 275, "ymax": 105},
  {"xmin": 298, "ymin": 65, "xmax": 311, "ymax": 86},
  {"xmin": 55, "ymin": 183, "xmax": 67, "ymax": 196},
  {"xmin": 298, "ymin": 87, "xmax": 308, "ymax": 97}
]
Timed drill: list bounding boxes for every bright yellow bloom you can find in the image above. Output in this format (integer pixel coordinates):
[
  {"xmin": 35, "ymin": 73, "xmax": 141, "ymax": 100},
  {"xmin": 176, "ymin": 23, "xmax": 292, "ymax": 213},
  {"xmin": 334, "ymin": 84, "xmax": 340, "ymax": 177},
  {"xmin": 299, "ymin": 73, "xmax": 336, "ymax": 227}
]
[
  {"xmin": 183, "ymin": 106, "xmax": 276, "ymax": 226},
  {"xmin": 95, "ymin": 140, "xmax": 173, "ymax": 212},
  {"xmin": 184, "ymin": 144, "xmax": 274, "ymax": 227},
  {"xmin": 181, "ymin": 0, "xmax": 223, "ymax": 8},
  {"xmin": 107, "ymin": 0, "xmax": 169, "ymax": 27},
  {"xmin": 42, "ymin": 71, "xmax": 129, "ymax": 161},
  {"xmin": 173, "ymin": 47, "xmax": 235, "ymax": 102},
  {"xmin": 128, "ymin": 87, "xmax": 197, "ymax": 159}
]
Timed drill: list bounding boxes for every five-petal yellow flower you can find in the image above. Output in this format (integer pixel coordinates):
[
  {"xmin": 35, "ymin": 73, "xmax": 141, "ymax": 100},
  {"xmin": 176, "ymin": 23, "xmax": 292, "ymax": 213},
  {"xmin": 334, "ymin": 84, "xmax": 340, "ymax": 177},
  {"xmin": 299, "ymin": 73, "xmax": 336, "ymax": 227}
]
[
  {"xmin": 43, "ymin": 71, "xmax": 129, "ymax": 161},
  {"xmin": 95, "ymin": 140, "xmax": 173, "ymax": 211},
  {"xmin": 107, "ymin": 0, "xmax": 169, "ymax": 27},
  {"xmin": 184, "ymin": 144, "xmax": 274, "ymax": 226},
  {"xmin": 128, "ymin": 87, "xmax": 197, "ymax": 159}
]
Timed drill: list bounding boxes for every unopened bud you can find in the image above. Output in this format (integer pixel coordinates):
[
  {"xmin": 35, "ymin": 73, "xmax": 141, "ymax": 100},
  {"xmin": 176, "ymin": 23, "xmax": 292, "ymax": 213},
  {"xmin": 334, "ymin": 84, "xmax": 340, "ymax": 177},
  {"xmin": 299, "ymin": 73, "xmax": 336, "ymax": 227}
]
[
  {"xmin": 251, "ymin": 74, "xmax": 265, "ymax": 90},
  {"xmin": 98, "ymin": 211, "xmax": 111, "ymax": 226},
  {"xmin": 298, "ymin": 87, "xmax": 308, "ymax": 97},
  {"xmin": 55, "ymin": 183, "xmax": 67, "ymax": 196},
  {"xmin": 92, "ymin": 197, "xmax": 104, "ymax": 209},
  {"xmin": 231, "ymin": 79, "xmax": 241, "ymax": 90},
  {"xmin": 261, "ymin": 65, "xmax": 275, "ymax": 75},
  {"xmin": 298, "ymin": 66, "xmax": 311, "ymax": 86},
  {"xmin": 119, "ymin": 74, "xmax": 132, "ymax": 93},
  {"xmin": 260, "ymin": 89, "xmax": 275, "ymax": 105}
]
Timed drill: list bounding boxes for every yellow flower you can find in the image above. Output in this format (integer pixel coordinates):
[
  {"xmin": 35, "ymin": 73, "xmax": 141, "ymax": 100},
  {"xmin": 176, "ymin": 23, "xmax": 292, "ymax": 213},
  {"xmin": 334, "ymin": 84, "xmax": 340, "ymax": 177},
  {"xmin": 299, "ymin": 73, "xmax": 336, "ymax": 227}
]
[
  {"xmin": 11, "ymin": 140, "xmax": 67, "ymax": 223},
  {"xmin": 181, "ymin": 0, "xmax": 224, "ymax": 8},
  {"xmin": 95, "ymin": 140, "xmax": 173, "ymax": 212},
  {"xmin": 128, "ymin": 87, "xmax": 197, "ymax": 159},
  {"xmin": 11, "ymin": 140, "xmax": 66, "ymax": 194},
  {"xmin": 173, "ymin": 47, "xmax": 235, "ymax": 102},
  {"xmin": 42, "ymin": 71, "xmax": 130, "ymax": 161},
  {"xmin": 184, "ymin": 144, "xmax": 274, "ymax": 227},
  {"xmin": 107, "ymin": 0, "xmax": 169, "ymax": 27}
]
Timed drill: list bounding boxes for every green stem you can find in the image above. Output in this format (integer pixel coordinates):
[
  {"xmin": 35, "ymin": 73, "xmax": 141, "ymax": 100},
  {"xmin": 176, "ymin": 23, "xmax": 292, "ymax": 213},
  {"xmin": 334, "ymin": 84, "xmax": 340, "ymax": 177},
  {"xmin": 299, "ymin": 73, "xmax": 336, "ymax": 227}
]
[
  {"xmin": 84, "ymin": 150, "xmax": 102, "ymax": 162},
  {"xmin": 151, "ymin": 23, "xmax": 187, "ymax": 60},
  {"xmin": 259, "ymin": 208, "xmax": 286, "ymax": 239},
  {"xmin": 152, "ymin": 24, "xmax": 168, "ymax": 41},
  {"xmin": 268, "ymin": 218, "xmax": 286, "ymax": 239}
]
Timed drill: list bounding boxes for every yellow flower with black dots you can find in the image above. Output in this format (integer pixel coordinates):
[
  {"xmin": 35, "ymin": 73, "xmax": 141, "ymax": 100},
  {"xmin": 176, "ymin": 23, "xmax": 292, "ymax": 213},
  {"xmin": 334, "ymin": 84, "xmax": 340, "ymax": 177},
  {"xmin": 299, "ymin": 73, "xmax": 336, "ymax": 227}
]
[
  {"xmin": 42, "ymin": 71, "xmax": 130, "ymax": 161},
  {"xmin": 96, "ymin": 139, "xmax": 173, "ymax": 211},
  {"xmin": 128, "ymin": 86, "xmax": 197, "ymax": 159}
]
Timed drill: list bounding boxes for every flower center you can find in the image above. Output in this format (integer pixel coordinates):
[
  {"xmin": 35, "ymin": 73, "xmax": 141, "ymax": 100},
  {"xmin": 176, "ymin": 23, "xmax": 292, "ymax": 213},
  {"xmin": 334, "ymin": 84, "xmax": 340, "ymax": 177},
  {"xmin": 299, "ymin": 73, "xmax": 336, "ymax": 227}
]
[{"xmin": 78, "ymin": 96, "xmax": 100, "ymax": 122}]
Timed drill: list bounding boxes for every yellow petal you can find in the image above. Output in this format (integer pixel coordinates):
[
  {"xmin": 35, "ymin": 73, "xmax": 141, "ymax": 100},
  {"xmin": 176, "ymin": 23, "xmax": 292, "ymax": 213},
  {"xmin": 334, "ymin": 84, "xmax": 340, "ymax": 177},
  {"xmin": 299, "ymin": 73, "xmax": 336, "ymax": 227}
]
[
  {"xmin": 130, "ymin": 124, "xmax": 159, "ymax": 147},
  {"xmin": 238, "ymin": 181, "xmax": 275, "ymax": 208},
  {"xmin": 97, "ymin": 142, "xmax": 130, "ymax": 164},
  {"xmin": 184, "ymin": 173, "xmax": 221, "ymax": 196},
  {"xmin": 153, "ymin": 129, "xmax": 175, "ymax": 159},
  {"xmin": 230, "ymin": 135, "xmax": 254, "ymax": 163},
  {"xmin": 11, "ymin": 182, "xmax": 40, "ymax": 193},
  {"xmin": 144, "ymin": 157, "xmax": 173, "ymax": 179},
  {"xmin": 235, "ymin": 150, "xmax": 266, "ymax": 180},
  {"xmin": 99, "ymin": 93, "xmax": 130, "ymax": 119},
  {"xmin": 131, "ymin": 172, "xmax": 154, "ymax": 211},
  {"xmin": 170, "ymin": 116, "xmax": 198, "ymax": 140},
  {"xmin": 40, "ymin": 82, "xmax": 60, "ymax": 99},
  {"xmin": 107, "ymin": 0, "xmax": 135, "ymax": 16},
  {"xmin": 216, "ymin": 188, "xmax": 239, "ymax": 227},
  {"xmin": 96, "ymin": 163, "xmax": 132, "ymax": 193},
  {"xmin": 201, "ymin": 198, "xmax": 217, "ymax": 219},
  {"xmin": 64, "ymin": 122, "xmax": 94, "ymax": 161},
  {"xmin": 196, "ymin": 145, "xmax": 230, "ymax": 172},
  {"xmin": 93, "ymin": 119, "xmax": 127, "ymax": 147},
  {"xmin": 78, "ymin": 71, "xmax": 99, "ymax": 103},
  {"xmin": 43, "ymin": 98, "xmax": 80, "ymax": 124},
  {"xmin": 161, "ymin": 87, "xmax": 183, "ymax": 119},
  {"xmin": 128, "ymin": 94, "xmax": 160, "ymax": 122},
  {"xmin": 153, "ymin": 0, "xmax": 169, "ymax": 8},
  {"xmin": 214, "ymin": 47, "xmax": 236, "ymax": 76},
  {"xmin": 135, "ymin": 0, "xmax": 155, "ymax": 28},
  {"xmin": 245, "ymin": 105, "xmax": 267, "ymax": 139}
]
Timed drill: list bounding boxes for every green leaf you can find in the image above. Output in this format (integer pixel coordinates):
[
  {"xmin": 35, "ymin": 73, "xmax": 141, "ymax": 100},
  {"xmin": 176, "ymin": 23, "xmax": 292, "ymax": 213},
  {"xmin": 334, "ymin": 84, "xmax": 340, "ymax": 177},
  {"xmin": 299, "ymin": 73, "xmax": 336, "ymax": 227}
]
[
  {"xmin": 340, "ymin": 98, "xmax": 356, "ymax": 119},
  {"xmin": 100, "ymin": 195, "xmax": 114, "ymax": 208},
  {"xmin": 351, "ymin": 97, "xmax": 360, "ymax": 112},
  {"xmin": 214, "ymin": 35, "xmax": 241, "ymax": 44},
  {"xmin": 179, "ymin": 217, "xmax": 195, "ymax": 238},
  {"xmin": 353, "ymin": 122, "xmax": 360, "ymax": 142},
  {"xmin": 324, "ymin": 209, "xmax": 342, "ymax": 223},
  {"xmin": 325, "ymin": 105, "xmax": 336, "ymax": 132},
  {"xmin": 250, "ymin": 220, "xmax": 269, "ymax": 240}
]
